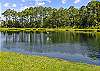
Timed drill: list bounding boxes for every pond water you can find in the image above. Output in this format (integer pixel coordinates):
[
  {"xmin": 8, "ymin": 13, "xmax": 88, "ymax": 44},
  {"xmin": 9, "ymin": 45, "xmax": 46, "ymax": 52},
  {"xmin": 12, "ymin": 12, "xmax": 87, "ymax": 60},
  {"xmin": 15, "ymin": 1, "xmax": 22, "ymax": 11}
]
[{"xmin": 0, "ymin": 31, "xmax": 100, "ymax": 65}]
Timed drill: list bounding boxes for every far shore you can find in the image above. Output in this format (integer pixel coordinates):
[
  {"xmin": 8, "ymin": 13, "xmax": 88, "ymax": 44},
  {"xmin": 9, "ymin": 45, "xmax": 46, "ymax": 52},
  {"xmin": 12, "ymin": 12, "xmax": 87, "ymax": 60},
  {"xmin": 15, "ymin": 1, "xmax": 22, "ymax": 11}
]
[{"xmin": 0, "ymin": 28, "xmax": 100, "ymax": 32}]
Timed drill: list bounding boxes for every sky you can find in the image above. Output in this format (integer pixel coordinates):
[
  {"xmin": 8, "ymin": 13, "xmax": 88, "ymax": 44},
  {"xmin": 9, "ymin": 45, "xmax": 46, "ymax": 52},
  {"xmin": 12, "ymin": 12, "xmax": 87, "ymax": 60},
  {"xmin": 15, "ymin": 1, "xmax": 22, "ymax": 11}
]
[{"xmin": 0, "ymin": 0, "xmax": 98, "ymax": 18}]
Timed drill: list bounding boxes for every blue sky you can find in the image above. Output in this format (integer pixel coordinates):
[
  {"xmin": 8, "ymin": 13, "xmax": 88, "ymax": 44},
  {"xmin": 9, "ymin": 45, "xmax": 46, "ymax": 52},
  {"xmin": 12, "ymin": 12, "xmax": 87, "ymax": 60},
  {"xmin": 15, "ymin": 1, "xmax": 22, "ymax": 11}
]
[
  {"xmin": 0, "ymin": 0, "xmax": 94, "ymax": 12},
  {"xmin": 0, "ymin": 0, "xmax": 99, "ymax": 17},
  {"xmin": 0, "ymin": 0, "xmax": 94, "ymax": 19}
]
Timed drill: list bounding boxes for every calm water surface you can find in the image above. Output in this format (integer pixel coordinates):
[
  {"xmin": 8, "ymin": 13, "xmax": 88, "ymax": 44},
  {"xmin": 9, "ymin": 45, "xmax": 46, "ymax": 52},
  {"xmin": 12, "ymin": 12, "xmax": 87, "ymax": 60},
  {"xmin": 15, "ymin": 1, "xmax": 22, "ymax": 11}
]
[{"xmin": 0, "ymin": 31, "xmax": 100, "ymax": 65}]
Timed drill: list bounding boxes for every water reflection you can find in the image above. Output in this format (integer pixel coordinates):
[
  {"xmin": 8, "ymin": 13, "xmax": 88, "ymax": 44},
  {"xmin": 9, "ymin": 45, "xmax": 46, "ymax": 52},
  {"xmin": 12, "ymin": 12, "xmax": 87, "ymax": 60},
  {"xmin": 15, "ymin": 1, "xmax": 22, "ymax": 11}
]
[{"xmin": 0, "ymin": 31, "xmax": 100, "ymax": 65}]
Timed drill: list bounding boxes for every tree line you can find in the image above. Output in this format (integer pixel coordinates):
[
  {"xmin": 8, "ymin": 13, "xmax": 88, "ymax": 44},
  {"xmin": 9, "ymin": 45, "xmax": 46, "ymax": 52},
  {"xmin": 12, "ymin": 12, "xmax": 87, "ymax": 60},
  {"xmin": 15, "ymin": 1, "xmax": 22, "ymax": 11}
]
[{"xmin": 1, "ymin": 1, "xmax": 100, "ymax": 28}]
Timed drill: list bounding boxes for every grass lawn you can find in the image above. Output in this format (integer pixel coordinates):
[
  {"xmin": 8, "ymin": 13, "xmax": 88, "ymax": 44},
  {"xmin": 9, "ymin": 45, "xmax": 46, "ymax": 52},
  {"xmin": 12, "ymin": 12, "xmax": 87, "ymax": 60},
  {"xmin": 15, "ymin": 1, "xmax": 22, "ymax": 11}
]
[{"xmin": 0, "ymin": 52, "xmax": 100, "ymax": 71}]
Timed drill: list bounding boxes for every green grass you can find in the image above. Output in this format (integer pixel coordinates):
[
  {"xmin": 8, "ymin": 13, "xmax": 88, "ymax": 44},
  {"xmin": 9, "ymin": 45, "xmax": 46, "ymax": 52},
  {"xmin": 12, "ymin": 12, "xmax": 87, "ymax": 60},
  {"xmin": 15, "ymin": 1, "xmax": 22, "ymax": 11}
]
[
  {"xmin": 0, "ymin": 28, "xmax": 100, "ymax": 32},
  {"xmin": 0, "ymin": 52, "xmax": 100, "ymax": 71}
]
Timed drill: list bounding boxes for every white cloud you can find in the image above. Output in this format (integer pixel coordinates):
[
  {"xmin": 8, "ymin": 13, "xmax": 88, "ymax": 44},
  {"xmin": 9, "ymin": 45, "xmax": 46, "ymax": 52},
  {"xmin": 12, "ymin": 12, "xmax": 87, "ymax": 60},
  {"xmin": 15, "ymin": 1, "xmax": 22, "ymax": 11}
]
[
  {"xmin": 19, "ymin": 0, "xmax": 52, "ymax": 11},
  {"xmin": 35, "ymin": 0, "xmax": 51, "ymax": 6},
  {"xmin": 37, "ymin": 2, "xmax": 45, "ymax": 6},
  {"xmin": 3, "ymin": 3, "xmax": 17, "ymax": 8},
  {"xmin": 35, "ymin": 0, "xmax": 46, "ymax": 6},
  {"xmin": 4, "ymin": 3, "xmax": 10, "ymax": 7},
  {"xmin": 22, "ymin": 0, "xmax": 25, "ymax": 2},
  {"xmin": 48, "ymin": 0, "xmax": 51, "ymax": 3},
  {"xmin": 0, "ymin": 3, "xmax": 5, "ymax": 20},
  {"xmin": 12, "ymin": 3, "xmax": 16, "ymax": 7},
  {"xmin": 19, "ymin": 5, "xmax": 34, "ymax": 11},
  {"xmin": 61, "ymin": 0, "xmax": 67, "ymax": 4},
  {"xmin": 0, "ymin": 3, "xmax": 1, "ymax": 17},
  {"xmin": 74, "ymin": 0, "xmax": 80, "ymax": 4},
  {"xmin": 19, "ymin": 6, "xmax": 29, "ymax": 11},
  {"xmin": 21, "ymin": 0, "xmax": 51, "ymax": 6}
]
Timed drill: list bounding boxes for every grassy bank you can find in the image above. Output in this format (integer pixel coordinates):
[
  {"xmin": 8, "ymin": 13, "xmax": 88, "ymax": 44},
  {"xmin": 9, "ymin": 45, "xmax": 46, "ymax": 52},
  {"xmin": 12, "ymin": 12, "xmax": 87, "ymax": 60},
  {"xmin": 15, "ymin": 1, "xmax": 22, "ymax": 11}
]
[
  {"xmin": 0, "ymin": 52, "xmax": 100, "ymax": 71},
  {"xmin": 0, "ymin": 28, "xmax": 100, "ymax": 32}
]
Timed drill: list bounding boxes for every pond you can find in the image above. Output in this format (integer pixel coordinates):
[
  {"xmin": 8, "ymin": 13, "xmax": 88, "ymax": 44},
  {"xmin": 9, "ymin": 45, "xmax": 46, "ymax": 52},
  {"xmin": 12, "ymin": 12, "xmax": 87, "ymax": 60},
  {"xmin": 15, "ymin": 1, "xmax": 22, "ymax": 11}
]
[{"xmin": 0, "ymin": 31, "xmax": 100, "ymax": 65}]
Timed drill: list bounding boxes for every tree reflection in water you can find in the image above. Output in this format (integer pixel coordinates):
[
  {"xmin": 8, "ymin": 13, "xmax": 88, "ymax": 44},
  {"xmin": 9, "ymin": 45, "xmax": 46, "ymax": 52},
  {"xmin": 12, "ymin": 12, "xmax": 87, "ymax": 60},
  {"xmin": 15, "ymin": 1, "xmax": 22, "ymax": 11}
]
[{"xmin": 0, "ymin": 31, "xmax": 100, "ymax": 65}]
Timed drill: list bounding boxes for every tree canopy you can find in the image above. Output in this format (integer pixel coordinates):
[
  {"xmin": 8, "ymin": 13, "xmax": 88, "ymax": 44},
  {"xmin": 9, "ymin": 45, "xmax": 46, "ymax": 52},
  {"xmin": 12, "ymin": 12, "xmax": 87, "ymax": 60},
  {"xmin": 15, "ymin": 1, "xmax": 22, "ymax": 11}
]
[{"xmin": 1, "ymin": 1, "xmax": 100, "ymax": 28}]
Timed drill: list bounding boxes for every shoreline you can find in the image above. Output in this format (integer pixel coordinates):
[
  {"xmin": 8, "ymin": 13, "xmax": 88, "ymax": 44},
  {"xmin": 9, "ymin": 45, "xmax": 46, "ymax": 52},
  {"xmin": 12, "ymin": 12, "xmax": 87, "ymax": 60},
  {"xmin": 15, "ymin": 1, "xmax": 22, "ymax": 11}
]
[{"xmin": 0, "ymin": 28, "xmax": 100, "ymax": 32}]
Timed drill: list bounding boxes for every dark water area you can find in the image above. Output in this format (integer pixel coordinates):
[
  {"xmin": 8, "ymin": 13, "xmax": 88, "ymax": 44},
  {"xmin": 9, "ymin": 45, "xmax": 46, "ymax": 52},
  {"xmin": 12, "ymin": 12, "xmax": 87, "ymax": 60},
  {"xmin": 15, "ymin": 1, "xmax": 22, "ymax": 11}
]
[{"xmin": 0, "ymin": 31, "xmax": 100, "ymax": 65}]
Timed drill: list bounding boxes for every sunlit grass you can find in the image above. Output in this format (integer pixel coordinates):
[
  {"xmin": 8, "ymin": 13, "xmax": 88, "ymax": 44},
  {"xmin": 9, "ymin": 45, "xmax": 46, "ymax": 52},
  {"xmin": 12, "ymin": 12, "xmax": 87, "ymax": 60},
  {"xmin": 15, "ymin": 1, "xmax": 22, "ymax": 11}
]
[
  {"xmin": 0, "ymin": 52, "xmax": 100, "ymax": 71},
  {"xmin": 0, "ymin": 28, "xmax": 100, "ymax": 32}
]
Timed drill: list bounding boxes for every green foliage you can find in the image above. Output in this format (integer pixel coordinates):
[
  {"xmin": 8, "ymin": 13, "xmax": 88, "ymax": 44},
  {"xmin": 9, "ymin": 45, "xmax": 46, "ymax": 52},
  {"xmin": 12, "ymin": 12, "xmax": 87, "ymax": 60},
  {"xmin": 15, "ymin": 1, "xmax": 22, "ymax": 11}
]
[{"xmin": 1, "ymin": 1, "xmax": 100, "ymax": 28}]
